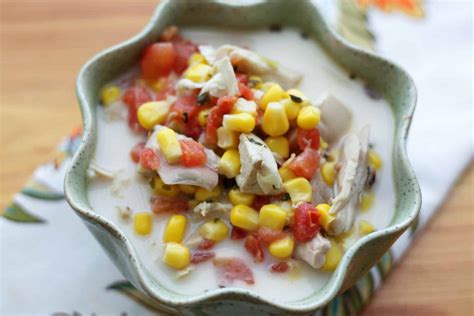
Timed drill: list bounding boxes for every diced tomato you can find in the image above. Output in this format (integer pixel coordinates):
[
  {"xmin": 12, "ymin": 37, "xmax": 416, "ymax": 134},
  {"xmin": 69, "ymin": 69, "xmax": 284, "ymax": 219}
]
[
  {"xmin": 139, "ymin": 148, "xmax": 160, "ymax": 170},
  {"xmin": 293, "ymin": 202, "xmax": 321, "ymax": 242},
  {"xmin": 182, "ymin": 116, "xmax": 202, "ymax": 140},
  {"xmin": 230, "ymin": 226, "xmax": 248, "ymax": 240},
  {"xmin": 252, "ymin": 195, "xmax": 272, "ymax": 211},
  {"xmin": 296, "ymin": 128, "xmax": 320, "ymax": 151},
  {"xmin": 172, "ymin": 39, "xmax": 198, "ymax": 74},
  {"xmin": 191, "ymin": 251, "xmax": 215, "ymax": 264},
  {"xmin": 288, "ymin": 147, "xmax": 320, "ymax": 180},
  {"xmin": 239, "ymin": 82, "xmax": 254, "ymax": 100},
  {"xmin": 244, "ymin": 234, "xmax": 264, "ymax": 262},
  {"xmin": 169, "ymin": 95, "xmax": 200, "ymax": 122},
  {"xmin": 205, "ymin": 96, "xmax": 237, "ymax": 145},
  {"xmin": 179, "ymin": 139, "xmax": 207, "ymax": 167},
  {"xmin": 155, "ymin": 77, "xmax": 176, "ymax": 101},
  {"xmin": 197, "ymin": 239, "xmax": 215, "ymax": 250},
  {"xmin": 130, "ymin": 142, "xmax": 146, "ymax": 163},
  {"xmin": 213, "ymin": 258, "xmax": 255, "ymax": 286},
  {"xmin": 140, "ymin": 42, "xmax": 176, "ymax": 80},
  {"xmin": 151, "ymin": 196, "xmax": 188, "ymax": 214},
  {"xmin": 271, "ymin": 262, "xmax": 290, "ymax": 273},
  {"xmin": 122, "ymin": 86, "xmax": 153, "ymax": 133},
  {"xmin": 236, "ymin": 73, "xmax": 249, "ymax": 85},
  {"xmin": 256, "ymin": 227, "xmax": 286, "ymax": 245}
]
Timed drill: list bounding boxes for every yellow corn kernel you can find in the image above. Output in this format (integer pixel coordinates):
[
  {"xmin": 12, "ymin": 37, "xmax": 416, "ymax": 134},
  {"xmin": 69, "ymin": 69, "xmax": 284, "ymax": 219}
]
[
  {"xmin": 269, "ymin": 236, "xmax": 295, "ymax": 259},
  {"xmin": 316, "ymin": 203, "xmax": 335, "ymax": 232},
  {"xmin": 183, "ymin": 63, "xmax": 213, "ymax": 83},
  {"xmin": 265, "ymin": 136, "xmax": 289, "ymax": 159},
  {"xmin": 274, "ymin": 200, "xmax": 294, "ymax": 219},
  {"xmin": 358, "ymin": 220, "xmax": 375, "ymax": 236},
  {"xmin": 188, "ymin": 52, "xmax": 207, "ymax": 65},
  {"xmin": 137, "ymin": 101, "xmax": 171, "ymax": 130},
  {"xmin": 162, "ymin": 242, "xmax": 190, "ymax": 270},
  {"xmin": 197, "ymin": 109, "xmax": 210, "ymax": 127},
  {"xmin": 133, "ymin": 212, "xmax": 153, "ymax": 236},
  {"xmin": 359, "ymin": 191, "xmax": 375, "ymax": 212},
  {"xmin": 322, "ymin": 239, "xmax": 343, "ymax": 272},
  {"xmin": 217, "ymin": 127, "xmax": 240, "ymax": 149},
  {"xmin": 218, "ymin": 149, "xmax": 241, "ymax": 178},
  {"xmin": 321, "ymin": 162, "xmax": 337, "ymax": 186},
  {"xmin": 259, "ymin": 204, "xmax": 287, "ymax": 231},
  {"xmin": 297, "ymin": 106, "xmax": 321, "ymax": 130},
  {"xmin": 262, "ymin": 102, "xmax": 289, "ymax": 136},
  {"xmin": 222, "ymin": 113, "xmax": 255, "ymax": 133},
  {"xmin": 153, "ymin": 177, "xmax": 180, "ymax": 197},
  {"xmin": 287, "ymin": 89, "xmax": 309, "ymax": 106},
  {"xmin": 368, "ymin": 150, "xmax": 382, "ymax": 170},
  {"xmin": 195, "ymin": 186, "xmax": 221, "ymax": 202},
  {"xmin": 283, "ymin": 177, "xmax": 312, "ymax": 203},
  {"xmin": 320, "ymin": 137, "xmax": 328, "ymax": 150},
  {"xmin": 281, "ymin": 99, "xmax": 301, "ymax": 121},
  {"xmin": 178, "ymin": 184, "xmax": 198, "ymax": 195},
  {"xmin": 199, "ymin": 218, "xmax": 229, "ymax": 242},
  {"xmin": 232, "ymin": 98, "xmax": 258, "ymax": 115},
  {"xmin": 157, "ymin": 127, "xmax": 182, "ymax": 164},
  {"xmin": 229, "ymin": 188, "xmax": 255, "ymax": 206},
  {"xmin": 163, "ymin": 215, "xmax": 187, "ymax": 243},
  {"xmin": 279, "ymin": 166, "xmax": 296, "ymax": 182},
  {"xmin": 100, "ymin": 85, "xmax": 121, "ymax": 106},
  {"xmin": 260, "ymin": 84, "xmax": 288, "ymax": 110},
  {"xmin": 230, "ymin": 204, "xmax": 259, "ymax": 231}
]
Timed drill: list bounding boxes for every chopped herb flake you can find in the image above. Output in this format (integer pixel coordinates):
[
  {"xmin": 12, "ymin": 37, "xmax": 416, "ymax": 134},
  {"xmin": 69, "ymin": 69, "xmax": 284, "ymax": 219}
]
[
  {"xmin": 197, "ymin": 92, "xmax": 210, "ymax": 105},
  {"xmin": 248, "ymin": 138, "xmax": 264, "ymax": 146},
  {"xmin": 281, "ymin": 193, "xmax": 290, "ymax": 201},
  {"xmin": 182, "ymin": 112, "xmax": 189, "ymax": 123},
  {"xmin": 289, "ymin": 94, "xmax": 303, "ymax": 103}
]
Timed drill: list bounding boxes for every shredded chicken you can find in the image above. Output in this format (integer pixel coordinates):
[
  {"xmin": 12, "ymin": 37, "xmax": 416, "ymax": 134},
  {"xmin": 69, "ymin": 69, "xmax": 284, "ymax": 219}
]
[
  {"xmin": 201, "ymin": 57, "xmax": 239, "ymax": 97},
  {"xmin": 317, "ymin": 94, "xmax": 353, "ymax": 145},
  {"xmin": 193, "ymin": 202, "xmax": 232, "ymax": 219},
  {"xmin": 87, "ymin": 161, "xmax": 115, "ymax": 179},
  {"xmin": 311, "ymin": 171, "xmax": 334, "ymax": 205},
  {"xmin": 296, "ymin": 233, "xmax": 331, "ymax": 269}
]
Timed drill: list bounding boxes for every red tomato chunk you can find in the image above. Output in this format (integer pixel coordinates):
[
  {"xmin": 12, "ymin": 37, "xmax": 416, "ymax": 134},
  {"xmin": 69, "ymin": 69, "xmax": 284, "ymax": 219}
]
[
  {"xmin": 244, "ymin": 234, "xmax": 264, "ymax": 263},
  {"xmin": 271, "ymin": 262, "xmax": 289, "ymax": 273},
  {"xmin": 252, "ymin": 195, "xmax": 272, "ymax": 211},
  {"xmin": 293, "ymin": 203, "xmax": 321, "ymax": 242},
  {"xmin": 140, "ymin": 42, "xmax": 176, "ymax": 80},
  {"xmin": 197, "ymin": 239, "xmax": 215, "ymax": 250},
  {"xmin": 191, "ymin": 251, "xmax": 215, "ymax": 264},
  {"xmin": 122, "ymin": 86, "xmax": 153, "ymax": 133},
  {"xmin": 172, "ymin": 39, "xmax": 198, "ymax": 74},
  {"xmin": 151, "ymin": 196, "xmax": 188, "ymax": 214},
  {"xmin": 256, "ymin": 227, "xmax": 286, "ymax": 245},
  {"xmin": 288, "ymin": 147, "xmax": 320, "ymax": 180},
  {"xmin": 139, "ymin": 148, "xmax": 160, "ymax": 171},
  {"xmin": 213, "ymin": 258, "xmax": 254, "ymax": 286},
  {"xmin": 205, "ymin": 96, "xmax": 236, "ymax": 145},
  {"xmin": 180, "ymin": 139, "xmax": 207, "ymax": 167},
  {"xmin": 230, "ymin": 226, "xmax": 248, "ymax": 240},
  {"xmin": 296, "ymin": 128, "xmax": 320, "ymax": 151},
  {"xmin": 130, "ymin": 142, "xmax": 146, "ymax": 163}
]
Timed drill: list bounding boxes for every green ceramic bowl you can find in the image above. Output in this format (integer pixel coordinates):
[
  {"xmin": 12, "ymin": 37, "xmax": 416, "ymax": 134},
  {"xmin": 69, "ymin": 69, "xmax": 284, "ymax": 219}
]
[{"xmin": 65, "ymin": 0, "xmax": 421, "ymax": 314}]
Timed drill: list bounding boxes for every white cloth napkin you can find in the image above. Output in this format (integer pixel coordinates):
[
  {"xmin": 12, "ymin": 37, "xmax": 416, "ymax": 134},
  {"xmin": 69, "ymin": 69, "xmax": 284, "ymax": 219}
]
[{"xmin": 1, "ymin": 2, "xmax": 472, "ymax": 315}]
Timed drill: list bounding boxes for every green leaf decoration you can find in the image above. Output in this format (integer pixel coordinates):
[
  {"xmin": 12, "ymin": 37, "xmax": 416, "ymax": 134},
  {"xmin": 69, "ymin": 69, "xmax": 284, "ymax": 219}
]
[
  {"xmin": 376, "ymin": 250, "xmax": 393, "ymax": 280},
  {"xmin": 2, "ymin": 202, "xmax": 45, "ymax": 223},
  {"xmin": 337, "ymin": 0, "xmax": 376, "ymax": 50},
  {"xmin": 107, "ymin": 280, "xmax": 179, "ymax": 314},
  {"xmin": 21, "ymin": 179, "xmax": 64, "ymax": 200}
]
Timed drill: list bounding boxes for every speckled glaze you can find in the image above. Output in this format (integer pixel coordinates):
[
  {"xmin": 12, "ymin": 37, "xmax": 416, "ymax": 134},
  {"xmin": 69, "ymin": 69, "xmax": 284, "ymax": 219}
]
[{"xmin": 65, "ymin": 0, "xmax": 421, "ymax": 314}]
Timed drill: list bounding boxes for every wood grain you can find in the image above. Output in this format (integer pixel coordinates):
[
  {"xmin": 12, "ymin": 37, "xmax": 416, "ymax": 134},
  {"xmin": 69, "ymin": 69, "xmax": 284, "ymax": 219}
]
[{"xmin": 1, "ymin": 1, "xmax": 472, "ymax": 314}]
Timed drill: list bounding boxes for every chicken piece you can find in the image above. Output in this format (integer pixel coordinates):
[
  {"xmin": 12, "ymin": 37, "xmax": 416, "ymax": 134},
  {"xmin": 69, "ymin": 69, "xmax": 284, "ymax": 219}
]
[
  {"xmin": 143, "ymin": 125, "xmax": 220, "ymax": 190},
  {"xmin": 201, "ymin": 57, "xmax": 239, "ymax": 97},
  {"xmin": 318, "ymin": 94, "xmax": 353, "ymax": 145},
  {"xmin": 236, "ymin": 133, "xmax": 283, "ymax": 195},
  {"xmin": 328, "ymin": 126, "xmax": 370, "ymax": 235},
  {"xmin": 193, "ymin": 201, "xmax": 232, "ymax": 219},
  {"xmin": 175, "ymin": 78, "xmax": 204, "ymax": 97},
  {"xmin": 311, "ymin": 171, "xmax": 334, "ymax": 205},
  {"xmin": 295, "ymin": 233, "xmax": 331, "ymax": 269}
]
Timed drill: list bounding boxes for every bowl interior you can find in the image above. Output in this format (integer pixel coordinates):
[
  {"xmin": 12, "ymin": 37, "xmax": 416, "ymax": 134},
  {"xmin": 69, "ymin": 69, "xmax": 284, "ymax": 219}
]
[{"xmin": 67, "ymin": 0, "xmax": 420, "ymax": 312}]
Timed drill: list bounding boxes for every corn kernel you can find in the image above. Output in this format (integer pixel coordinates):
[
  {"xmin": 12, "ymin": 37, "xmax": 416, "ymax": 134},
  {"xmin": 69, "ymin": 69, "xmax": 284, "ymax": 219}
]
[
  {"xmin": 197, "ymin": 109, "xmax": 210, "ymax": 127},
  {"xmin": 218, "ymin": 149, "xmax": 241, "ymax": 178},
  {"xmin": 283, "ymin": 177, "xmax": 312, "ymax": 203},
  {"xmin": 256, "ymin": 81, "xmax": 276, "ymax": 92},
  {"xmin": 157, "ymin": 127, "xmax": 182, "ymax": 164},
  {"xmin": 229, "ymin": 188, "xmax": 255, "ymax": 206},
  {"xmin": 230, "ymin": 204, "xmax": 259, "ymax": 231},
  {"xmin": 269, "ymin": 236, "xmax": 295, "ymax": 259},
  {"xmin": 322, "ymin": 239, "xmax": 343, "ymax": 271},
  {"xmin": 260, "ymin": 84, "xmax": 288, "ymax": 110},
  {"xmin": 137, "ymin": 101, "xmax": 171, "ymax": 130},
  {"xmin": 217, "ymin": 127, "xmax": 240, "ymax": 149},
  {"xmin": 262, "ymin": 102, "xmax": 289, "ymax": 137},
  {"xmin": 297, "ymin": 106, "xmax": 321, "ymax": 130},
  {"xmin": 321, "ymin": 162, "xmax": 337, "ymax": 186},
  {"xmin": 248, "ymin": 76, "xmax": 262, "ymax": 87},
  {"xmin": 163, "ymin": 215, "xmax": 187, "ymax": 243},
  {"xmin": 232, "ymin": 98, "xmax": 258, "ymax": 115},
  {"xmin": 183, "ymin": 63, "xmax": 213, "ymax": 83},
  {"xmin": 133, "ymin": 212, "xmax": 153, "ymax": 236},
  {"xmin": 316, "ymin": 203, "xmax": 335, "ymax": 231},
  {"xmin": 359, "ymin": 191, "xmax": 375, "ymax": 212},
  {"xmin": 279, "ymin": 166, "xmax": 296, "ymax": 182},
  {"xmin": 368, "ymin": 150, "xmax": 382, "ymax": 170},
  {"xmin": 188, "ymin": 52, "xmax": 207, "ymax": 65},
  {"xmin": 153, "ymin": 177, "xmax": 180, "ymax": 197},
  {"xmin": 195, "ymin": 186, "xmax": 221, "ymax": 202},
  {"xmin": 100, "ymin": 85, "xmax": 121, "ymax": 106},
  {"xmin": 199, "ymin": 218, "xmax": 229, "ymax": 242},
  {"xmin": 274, "ymin": 200, "xmax": 294, "ymax": 220},
  {"xmin": 265, "ymin": 136, "xmax": 290, "ymax": 159},
  {"xmin": 320, "ymin": 137, "xmax": 328, "ymax": 150},
  {"xmin": 358, "ymin": 220, "xmax": 375, "ymax": 236},
  {"xmin": 259, "ymin": 204, "xmax": 287, "ymax": 231},
  {"xmin": 163, "ymin": 242, "xmax": 190, "ymax": 270},
  {"xmin": 222, "ymin": 113, "xmax": 255, "ymax": 133},
  {"xmin": 281, "ymin": 99, "xmax": 301, "ymax": 121},
  {"xmin": 178, "ymin": 184, "xmax": 198, "ymax": 195}
]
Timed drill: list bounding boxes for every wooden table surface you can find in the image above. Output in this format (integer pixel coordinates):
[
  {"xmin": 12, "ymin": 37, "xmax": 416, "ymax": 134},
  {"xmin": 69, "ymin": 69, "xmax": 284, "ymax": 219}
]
[{"xmin": 1, "ymin": 1, "xmax": 472, "ymax": 315}]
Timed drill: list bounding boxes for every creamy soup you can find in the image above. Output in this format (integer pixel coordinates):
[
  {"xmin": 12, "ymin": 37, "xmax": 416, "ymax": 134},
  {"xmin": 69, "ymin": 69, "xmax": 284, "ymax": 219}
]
[{"xmin": 87, "ymin": 27, "xmax": 395, "ymax": 302}]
